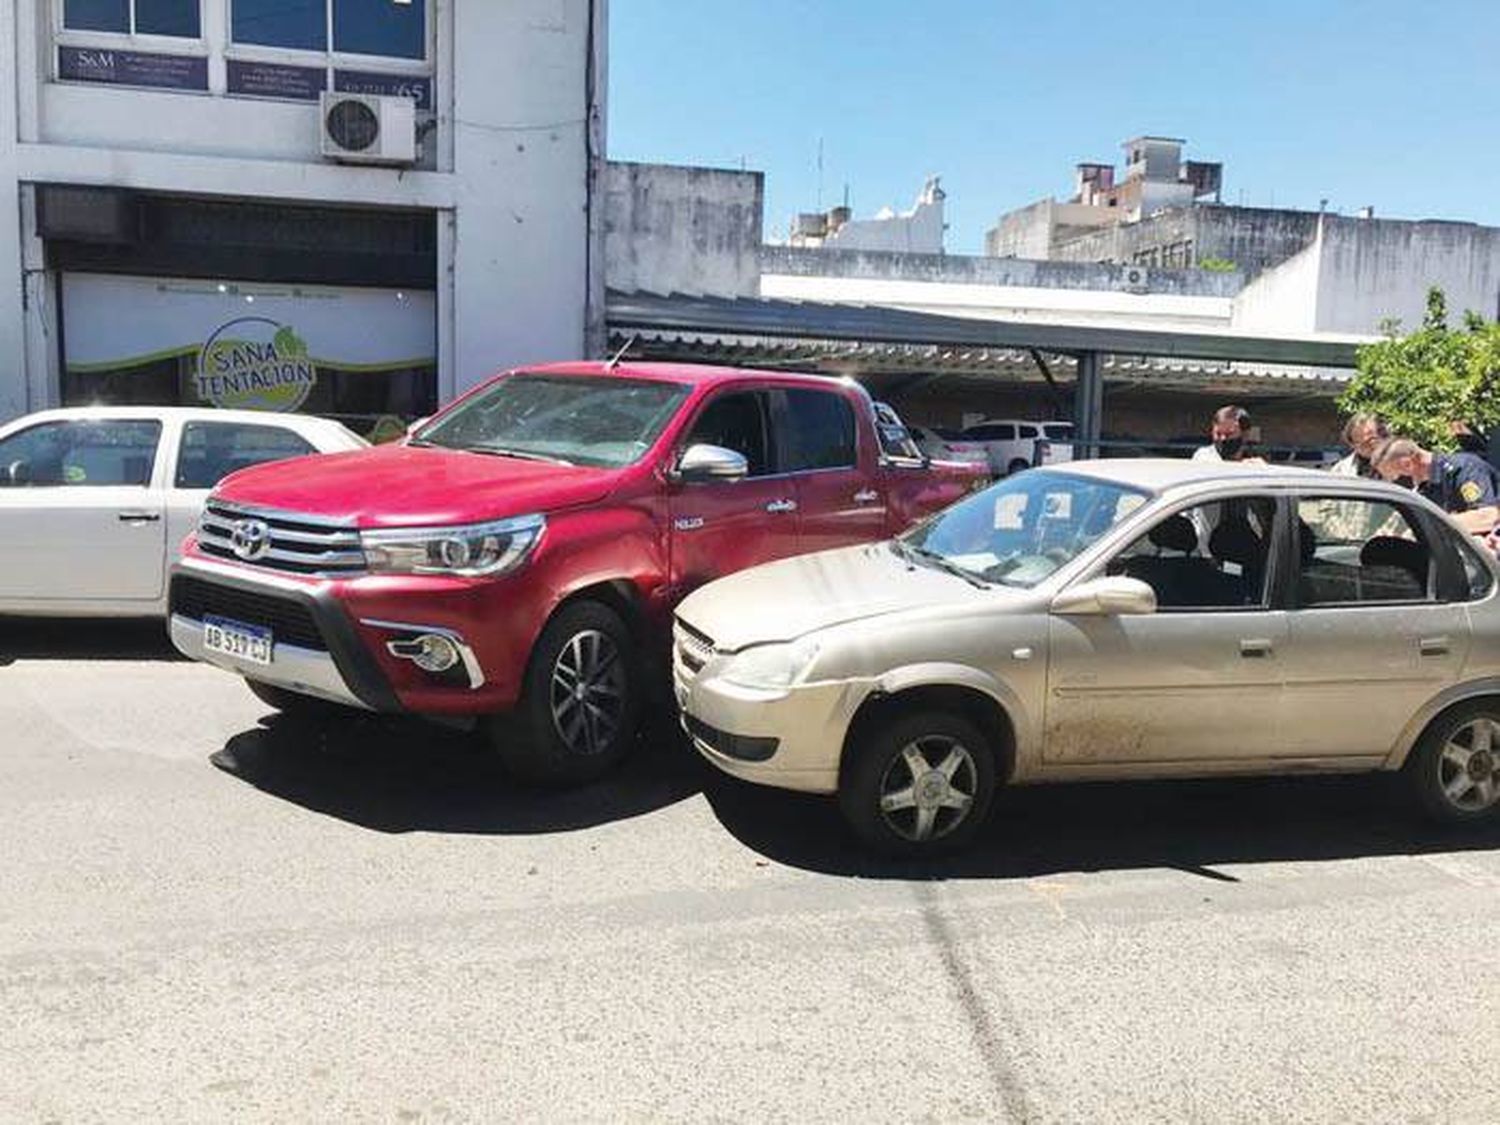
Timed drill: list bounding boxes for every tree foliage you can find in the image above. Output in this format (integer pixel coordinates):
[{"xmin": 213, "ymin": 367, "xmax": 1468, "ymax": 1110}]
[
  {"xmin": 1197, "ymin": 256, "xmax": 1238, "ymax": 273},
  {"xmin": 1338, "ymin": 287, "xmax": 1500, "ymax": 450}
]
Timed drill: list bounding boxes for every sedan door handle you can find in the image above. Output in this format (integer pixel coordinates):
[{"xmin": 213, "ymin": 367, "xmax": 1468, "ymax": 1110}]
[
  {"xmin": 117, "ymin": 511, "xmax": 161, "ymax": 523},
  {"xmin": 765, "ymin": 499, "xmax": 798, "ymax": 514},
  {"xmin": 1239, "ymin": 638, "xmax": 1274, "ymax": 658},
  {"xmin": 1419, "ymin": 636, "xmax": 1450, "ymax": 656}
]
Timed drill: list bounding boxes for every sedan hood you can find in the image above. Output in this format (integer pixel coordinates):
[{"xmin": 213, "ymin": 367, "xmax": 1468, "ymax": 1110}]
[
  {"xmin": 213, "ymin": 443, "xmax": 623, "ymax": 527},
  {"xmin": 677, "ymin": 542, "xmax": 1002, "ymax": 651}
]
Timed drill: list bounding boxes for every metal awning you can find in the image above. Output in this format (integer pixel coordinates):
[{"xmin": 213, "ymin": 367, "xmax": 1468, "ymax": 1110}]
[{"xmin": 606, "ymin": 290, "xmax": 1368, "ymax": 368}]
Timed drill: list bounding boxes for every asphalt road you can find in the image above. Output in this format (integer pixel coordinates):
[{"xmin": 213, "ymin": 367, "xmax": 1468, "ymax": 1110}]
[{"xmin": 3, "ymin": 620, "xmax": 1500, "ymax": 1122}]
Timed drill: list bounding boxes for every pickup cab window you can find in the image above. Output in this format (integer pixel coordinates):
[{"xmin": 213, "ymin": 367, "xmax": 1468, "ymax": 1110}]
[
  {"xmin": 413, "ymin": 374, "xmax": 689, "ymax": 468},
  {"xmin": 681, "ymin": 392, "xmax": 772, "ymax": 476},
  {"xmin": 781, "ymin": 389, "xmax": 856, "ymax": 472}
]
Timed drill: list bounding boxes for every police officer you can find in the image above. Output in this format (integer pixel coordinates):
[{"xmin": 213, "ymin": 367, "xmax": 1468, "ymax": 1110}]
[{"xmin": 1371, "ymin": 436, "xmax": 1500, "ymax": 534}]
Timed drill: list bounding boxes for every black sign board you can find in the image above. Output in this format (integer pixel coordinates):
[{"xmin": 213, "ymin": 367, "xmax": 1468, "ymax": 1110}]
[
  {"xmin": 334, "ymin": 70, "xmax": 433, "ymax": 112},
  {"xmin": 227, "ymin": 60, "xmax": 326, "ymax": 102},
  {"xmin": 58, "ymin": 46, "xmax": 208, "ymax": 92}
]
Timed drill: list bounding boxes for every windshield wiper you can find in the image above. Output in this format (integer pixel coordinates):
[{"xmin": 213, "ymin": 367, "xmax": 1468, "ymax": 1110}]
[
  {"xmin": 468, "ymin": 445, "xmax": 575, "ymax": 467},
  {"xmin": 893, "ymin": 540, "xmax": 989, "ymax": 588}
]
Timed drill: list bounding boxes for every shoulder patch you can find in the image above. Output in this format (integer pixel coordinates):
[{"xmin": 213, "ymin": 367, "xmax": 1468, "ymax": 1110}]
[{"xmin": 1460, "ymin": 480, "xmax": 1483, "ymax": 503}]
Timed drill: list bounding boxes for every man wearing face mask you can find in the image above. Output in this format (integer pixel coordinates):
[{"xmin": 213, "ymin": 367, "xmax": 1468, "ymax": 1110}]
[
  {"xmin": 1191, "ymin": 405, "xmax": 1258, "ymax": 462},
  {"xmin": 1372, "ymin": 437, "xmax": 1500, "ymax": 535},
  {"xmin": 1331, "ymin": 413, "xmax": 1389, "ymax": 478}
]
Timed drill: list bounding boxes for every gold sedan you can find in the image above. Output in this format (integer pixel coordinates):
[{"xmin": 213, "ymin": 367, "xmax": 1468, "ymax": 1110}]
[{"xmin": 674, "ymin": 459, "xmax": 1500, "ymax": 855}]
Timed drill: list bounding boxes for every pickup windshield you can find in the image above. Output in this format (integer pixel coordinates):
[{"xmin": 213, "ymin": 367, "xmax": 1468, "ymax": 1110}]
[
  {"xmin": 413, "ymin": 374, "xmax": 691, "ymax": 468},
  {"xmin": 901, "ymin": 470, "xmax": 1149, "ymax": 587}
]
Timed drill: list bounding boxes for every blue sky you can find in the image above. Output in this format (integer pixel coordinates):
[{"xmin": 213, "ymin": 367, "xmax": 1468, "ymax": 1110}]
[{"xmin": 608, "ymin": 1, "xmax": 1500, "ymax": 254}]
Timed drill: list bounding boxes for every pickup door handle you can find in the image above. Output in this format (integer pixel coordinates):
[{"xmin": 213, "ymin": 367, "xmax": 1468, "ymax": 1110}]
[
  {"xmin": 1419, "ymin": 636, "xmax": 1450, "ymax": 656},
  {"xmin": 853, "ymin": 489, "xmax": 880, "ymax": 504},
  {"xmin": 765, "ymin": 499, "xmax": 798, "ymax": 514},
  {"xmin": 1239, "ymin": 638, "xmax": 1274, "ymax": 658},
  {"xmin": 117, "ymin": 511, "xmax": 161, "ymax": 523}
]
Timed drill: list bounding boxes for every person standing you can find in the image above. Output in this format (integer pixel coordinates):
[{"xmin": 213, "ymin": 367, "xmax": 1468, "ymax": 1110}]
[
  {"xmin": 1331, "ymin": 413, "xmax": 1390, "ymax": 478},
  {"xmin": 1371, "ymin": 437, "xmax": 1500, "ymax": 534},
  {"xmin": 1191, "ymin": 405, "xmax": 1254, "ymax": 462}
]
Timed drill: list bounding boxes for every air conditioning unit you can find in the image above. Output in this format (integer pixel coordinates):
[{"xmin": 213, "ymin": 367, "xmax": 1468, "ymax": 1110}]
[
  {"xmin": 1120, "ymin": 265, "xmax": 1149, "ymax": 292},
  {"xmin": 319, "ymin": 92, "xmax": 416, "ymax": 165}
]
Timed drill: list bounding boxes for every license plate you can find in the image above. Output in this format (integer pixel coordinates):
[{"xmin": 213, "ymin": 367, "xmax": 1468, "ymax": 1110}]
[{"xmin": 202, "ymin": 615, "xmax": 274, "ymax": 666}]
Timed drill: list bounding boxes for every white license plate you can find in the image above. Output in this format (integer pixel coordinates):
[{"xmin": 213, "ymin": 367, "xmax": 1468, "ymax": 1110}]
[{"xmin": 202, "ymin": 615, "xmax": 274, "ymax": 666}]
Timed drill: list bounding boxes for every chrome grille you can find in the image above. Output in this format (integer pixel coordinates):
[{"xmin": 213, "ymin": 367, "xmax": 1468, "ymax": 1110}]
[
  {"xmin": 674, "ymin": 619, "xmax": 715, "ymax": 675},
  {"xmin": 198, "ymin": 501, "xmax": 366, "ymax": 577}
]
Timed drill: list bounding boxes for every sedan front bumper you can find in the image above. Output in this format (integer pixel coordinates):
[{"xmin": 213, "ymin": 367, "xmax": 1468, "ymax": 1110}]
[{"xmin": 673, "ymin": 655, "xmax": 871, "ymax": 795}]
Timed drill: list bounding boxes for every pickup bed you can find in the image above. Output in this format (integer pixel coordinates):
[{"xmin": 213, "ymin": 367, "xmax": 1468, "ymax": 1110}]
[{"xmin": 168, "ymin": 361, "xmax": 985, "ymax": 782}]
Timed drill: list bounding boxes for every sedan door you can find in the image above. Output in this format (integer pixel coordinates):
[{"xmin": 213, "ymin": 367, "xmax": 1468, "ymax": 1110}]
[
  {"xmin": 0, "ymin": 418, "xmax": 167, "ymax": 605},
  {"xmin": 1045, "ymin": 495, "xmax": 1290, "ymax": 764},
  {"xmin": 164, "ymin": 419, "xmax": 320, "ymax": 558},
  {"xmin": 1276, "ymin": 495, "xmax": 1471, "ymax": 758}
]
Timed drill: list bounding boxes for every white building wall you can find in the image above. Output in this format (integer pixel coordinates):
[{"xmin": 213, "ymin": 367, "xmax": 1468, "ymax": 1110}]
[
  {"xmin": 0, "ymin": 0, "xmax": 602, "ymax": 421},
  {"xmin": 1229, "ymin": 237, "xmax": 1324, "ymax": 335},
  {"xmin": 823, "ymin": 178, "xmax": 945, "ymax": 255},
  {"xmin": 0, "ymin": 0, "xmax": 24, "ymax": 418}
]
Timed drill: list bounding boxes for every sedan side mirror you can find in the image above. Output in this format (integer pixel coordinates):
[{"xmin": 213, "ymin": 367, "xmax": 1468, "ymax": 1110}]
[
  {"xmin": 1051, "ymin": 575, "xmax": 1157, "ymax": 616},
  {"xmin": 677, "ymin": 443, "xmax": 749, "ymax": 484}
]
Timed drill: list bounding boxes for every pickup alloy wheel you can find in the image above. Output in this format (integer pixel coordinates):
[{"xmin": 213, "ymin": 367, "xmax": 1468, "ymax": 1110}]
[{"xmin": 495, "ymin": 601, "xmax": 639, "ymax": 785}]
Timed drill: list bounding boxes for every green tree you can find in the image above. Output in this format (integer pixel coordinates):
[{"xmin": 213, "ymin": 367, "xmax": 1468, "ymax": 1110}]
[
  {"xmin": 1197, "ymin": 256, "xmax": 1238, "ymax": 273},
  {"xmin": 1337, "ymin": 286, "xmax": 1500, "ymax": 450}
]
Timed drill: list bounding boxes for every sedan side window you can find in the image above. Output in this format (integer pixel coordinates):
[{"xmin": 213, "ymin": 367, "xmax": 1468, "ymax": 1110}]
[
  {"xmin": 0, "ymin": 420, "xmax": 161, "ymax": 487},
  {"xmin": 1106, "ymin": 497, "xmax": 1276, "ymax": 610},
  {"xmin": 1297, "ymin": 498, "xmax": 1432, "ymax": 606},
  {"xmin": 175, "ymin": 422, "xmax": 316, "ymax": 489},
  {"xmin": 682, "ymin": 392, "xmax": 771, "ymax": 477}
]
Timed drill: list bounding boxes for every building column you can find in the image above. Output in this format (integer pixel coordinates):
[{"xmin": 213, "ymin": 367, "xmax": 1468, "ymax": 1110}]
[
  {"xmin": 1073, "ymin": 350, "xmax": 1103, "ymax": 458},
  {"xmin": 0, "ymin": 0, "xmax": 26, "ymax": 420}
]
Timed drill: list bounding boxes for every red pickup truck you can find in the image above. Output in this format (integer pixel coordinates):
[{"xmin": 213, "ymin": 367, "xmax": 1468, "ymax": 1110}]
[{"xmin": 169, "ymin": 362, "xmax": 983, "ymax": 782}]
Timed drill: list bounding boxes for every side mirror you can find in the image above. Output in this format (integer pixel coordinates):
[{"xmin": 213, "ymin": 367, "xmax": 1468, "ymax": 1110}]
[
  {"xmin": 676, "ymin": 443, "xmax": 749, "ymax": 484},
  {"xmin": 1051, "ymin": 575, "xmax": 1157, "ymax": 616}
]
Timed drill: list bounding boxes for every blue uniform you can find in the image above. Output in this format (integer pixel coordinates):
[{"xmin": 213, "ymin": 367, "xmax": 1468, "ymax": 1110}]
[{"xmin": 1422, "ymin": 452, "xmax": 1500, "ymax": 514}]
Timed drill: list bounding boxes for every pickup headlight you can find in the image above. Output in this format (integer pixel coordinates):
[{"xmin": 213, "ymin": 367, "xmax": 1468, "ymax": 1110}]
[
  {"xmin": 361, "ymin": 514, "xmax": 545, "ymax": 577},
  {"xmin": 718, "ymin": 637, "xmax": 821, "ymax": 691}
]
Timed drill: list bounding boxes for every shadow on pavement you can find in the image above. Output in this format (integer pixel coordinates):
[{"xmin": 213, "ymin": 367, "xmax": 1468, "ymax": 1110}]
[
  {"xmin": 0, "ymin": 617, "xmax": 182, "ymax": 663},
  {"xmin": 703, "ymin": 770, "xmax": 1500, "ymax": 881},
  {"xmin": 210, "ymin": 708, "xmax": 711, "ymax": 834}
]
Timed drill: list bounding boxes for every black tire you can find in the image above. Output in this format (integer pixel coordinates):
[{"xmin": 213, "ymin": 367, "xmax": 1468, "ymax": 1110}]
[
  {"xmin": 244, "ymin": 678, "xmax": 348, "ymax": 718},
  {"xmin": 839, "ymin": 710, "xmax": 996, "ymax": 856},
  {"xmin": 1404, "ymin": 699, "xmax": 1500, "ymax": 825},
  {"xmin": 1007, "ymin": 458, "xmax": 1030, "ymax": 476},
  {"xmin": 491, "ymin": 601, "xmax": 639, "ymax": 786}
]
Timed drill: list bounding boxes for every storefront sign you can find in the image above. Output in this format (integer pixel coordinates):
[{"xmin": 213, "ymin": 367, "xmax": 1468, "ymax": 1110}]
[
  {"xmin": 196, "ymin": 317, "xmax": 318, "ymax": 411},
  {"xmin": 334, "ymin": 70, "xmax": 432, "ymax": 111},
  {"xmin": 227, "ymin": 60, "xmax": 326, "ymax": 102},
  {"xmin": 58, "ymin": 46, "xmax": 208, "ymax": 92},
  {"xmin": 62, "ymin": 274, "xmax": 437, "ymax": 416}
]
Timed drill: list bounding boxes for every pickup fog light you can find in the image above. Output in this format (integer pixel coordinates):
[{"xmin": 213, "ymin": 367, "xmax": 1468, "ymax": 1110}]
[
  {"xmin": 388, "ymin": 633, "xmax": 461, "ymax": 673},
  {"xmin": 361, "ymin": 514, "xmax": 545, "ymax": 577},
  {"xmin": 718, "ymin": 637, "xmax": 821, "ymax": 691}
]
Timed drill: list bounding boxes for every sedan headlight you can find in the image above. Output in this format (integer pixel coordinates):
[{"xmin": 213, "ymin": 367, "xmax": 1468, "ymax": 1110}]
[
  {"xmin": 361, "ymin": 514, "xmax": 545, "ymax": 577},
  {"xmin": 718, "ymin": 637, "xmax": 821, "ymax": 691}
]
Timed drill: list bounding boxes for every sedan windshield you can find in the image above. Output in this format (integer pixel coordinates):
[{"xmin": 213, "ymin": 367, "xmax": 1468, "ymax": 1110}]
[
  {"xmin": 902, "ymin": 471, "xmax": 1149, "ymax": 586},
  {"xmin": 413, "ymin": 374, "xmax": 691, "ymax": 468}
]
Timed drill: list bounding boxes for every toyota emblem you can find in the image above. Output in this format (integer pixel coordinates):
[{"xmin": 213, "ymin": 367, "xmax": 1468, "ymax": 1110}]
[{"xmin": 230, "ymin": 518, "xmax": 272, "ymax": 561}]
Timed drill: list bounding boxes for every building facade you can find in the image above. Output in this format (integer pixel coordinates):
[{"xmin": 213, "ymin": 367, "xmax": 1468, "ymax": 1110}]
[{"xmin": 0, "ymin": 0, "xmax": 607, "ymax": 432}]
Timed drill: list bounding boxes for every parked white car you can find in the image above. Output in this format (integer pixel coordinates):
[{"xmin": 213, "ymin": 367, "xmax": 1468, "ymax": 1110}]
[
  {"xmin": 908, "ymin": 424, "xmax": 991, "ymax": 470},
  {"xmin": 960, "ymin": 418, "xmax": 1074, "ymax": 476},
  {"xmin": 0, "ymin": 407, "xmax": 367, "ymax": 617}
]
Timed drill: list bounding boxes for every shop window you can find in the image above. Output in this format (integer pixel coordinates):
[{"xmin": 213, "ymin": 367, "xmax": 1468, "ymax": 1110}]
[
  {"xmin": 233, "ymin": 0, "xmax": 426, "ymax": 58},
  {"xmin": 64, "ymin": 0, "xmax": 200, "ymax": 36}
]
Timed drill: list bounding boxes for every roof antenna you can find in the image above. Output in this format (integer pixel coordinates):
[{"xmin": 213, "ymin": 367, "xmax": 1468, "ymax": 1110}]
[{"xmin": 605, "ymin": 333, "xmax": 637, "ymax": 370}]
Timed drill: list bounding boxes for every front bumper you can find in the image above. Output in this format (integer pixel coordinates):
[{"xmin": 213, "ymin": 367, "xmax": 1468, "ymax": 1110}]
[
  {"xmin": 672, "ymin": 647, "xmax": 871, "ymax": 795},
  {"xmin": 168, "ymin": 557, "xmax": 404, "ymax": 711}
]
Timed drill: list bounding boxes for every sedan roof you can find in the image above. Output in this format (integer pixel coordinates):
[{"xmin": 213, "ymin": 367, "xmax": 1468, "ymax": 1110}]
[{"xmin": 1046, "ymin": 457, "xmax": 1407, "ymax": 497}]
